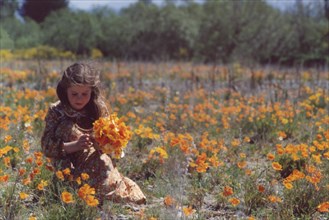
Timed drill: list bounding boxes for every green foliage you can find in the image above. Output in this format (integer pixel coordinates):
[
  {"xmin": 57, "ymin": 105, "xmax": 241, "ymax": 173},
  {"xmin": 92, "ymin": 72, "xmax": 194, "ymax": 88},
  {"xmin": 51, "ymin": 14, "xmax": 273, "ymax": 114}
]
[
  {"xmin": 1, "ymin": 17, "xmax": 42, "ymax": 49},
  {"xmin": 120, "ymin": 1, "xmax": 201, "ymax": 60},
  {"xmin": 92, "ymin": 7, "xmax": 133, "ymax": 58},
  {"xmin": 42, "ymin": 9, "xmax": 101, "ymax": 55},
  {"xmin": 1, "ymin": 0, "xmax": 328, "ymax": 65},
  {"xmin": 0, "ymin": 27, "xmax": 14, "ymax": 49},
  {"xmin": 0, "ymin": 0, "xmax": 19, "ymax": 19},
  {"xmin": 198, "ymin": 0, "xmax": 295, "ymax": 63}
]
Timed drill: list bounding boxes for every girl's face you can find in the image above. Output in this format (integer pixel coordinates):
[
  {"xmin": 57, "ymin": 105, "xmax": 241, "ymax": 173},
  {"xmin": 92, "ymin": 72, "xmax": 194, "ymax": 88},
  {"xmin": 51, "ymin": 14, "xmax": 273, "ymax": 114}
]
[{"xmin": 67, "ymin": 85, "xmax": 92, "ymax": 110}]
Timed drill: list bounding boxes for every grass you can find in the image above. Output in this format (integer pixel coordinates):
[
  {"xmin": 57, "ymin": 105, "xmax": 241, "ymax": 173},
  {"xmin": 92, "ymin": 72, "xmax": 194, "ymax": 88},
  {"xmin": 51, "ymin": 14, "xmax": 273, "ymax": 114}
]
[{"xmin": 0, "ymin": 60, "xmax": 328, "ymax": 219}]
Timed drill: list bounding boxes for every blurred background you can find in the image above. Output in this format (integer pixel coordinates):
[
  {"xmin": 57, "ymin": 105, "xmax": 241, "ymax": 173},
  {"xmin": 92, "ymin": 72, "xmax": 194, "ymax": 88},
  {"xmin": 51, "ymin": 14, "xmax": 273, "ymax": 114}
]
[{"xmin": 1, "ymin": 0, "xmax": 328, "ymax": 66}]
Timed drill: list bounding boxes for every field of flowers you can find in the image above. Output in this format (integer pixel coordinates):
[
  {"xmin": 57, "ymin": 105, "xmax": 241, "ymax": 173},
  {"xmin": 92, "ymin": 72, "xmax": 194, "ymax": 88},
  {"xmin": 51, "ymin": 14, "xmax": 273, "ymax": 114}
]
[{"xmin": 0, "ymin": 60, "xmax": 328, "ymax": 220}]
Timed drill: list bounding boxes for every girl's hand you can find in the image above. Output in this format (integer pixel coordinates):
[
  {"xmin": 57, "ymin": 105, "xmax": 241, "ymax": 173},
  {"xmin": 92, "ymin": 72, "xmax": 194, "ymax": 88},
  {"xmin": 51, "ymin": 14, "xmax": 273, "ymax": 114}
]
[
  {"xmin": 77, "ymin": 134, "xmax": 93, "ymax": 149},
  {"xmin": 63, "ymin": 134, "xmax": 94, "ymax": 154}
]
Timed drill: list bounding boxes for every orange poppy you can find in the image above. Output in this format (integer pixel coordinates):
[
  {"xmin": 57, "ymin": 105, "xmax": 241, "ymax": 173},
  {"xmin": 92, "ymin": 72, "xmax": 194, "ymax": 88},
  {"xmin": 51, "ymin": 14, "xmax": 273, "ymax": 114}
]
[
  {"xmin": 164, "ymin": 195, "xmax": 175, "ymax": 207},
  {"xmin": 61, "ymin": 191, "xmax": 75, "ymax": 204},
  {"xmin": 56, "ymin": 171, "xmax": 64, "ymax": 181},
  {"xmin": 63, "ymin": 168, "xmax": 71, "ymax": 176},
  {"xmin": 268, "ymin": 195, "xmax": 282, "ymax": 203},
  {"xmin": 0, "ymin": 174, "xmax": 9, "ymax": 182},
  {"xmin": 78, "ymin": 184, "xmax": 96, "ymax": 200},
  {"xmin": 272, "ymin": 162, "xmax": 283, "ymax": 171},
  {"xmin": 85, "ymin": 195, "xmax": 99, "ymax": 207},
  {"xmin": 182, "ymin": 206, "xmax": 195, "ymax": 216},
  {"xmin": 317, "ymin": 201, "xmax": 329, "ymax": 212},
  {"xmin": 19, "ymin": 192, "xmax": 29, "ymax": 200},
  {"xmin": 223, "ymin": 186, "xmax": 234, "ymax": 197},
  {"xmin": 229, "ymin": 198, "xmax": 240, "ymax": 206},
  {"xmin": 257, "ymin": 185, "xmax": 265, "ymax": 193},
  {"xmin": 81, "ymin": 173, "xmax": 89, "ymax": 180},
  {"xmin": 267, "ymin": 153, "xmax": 275, "ymax": 160}
]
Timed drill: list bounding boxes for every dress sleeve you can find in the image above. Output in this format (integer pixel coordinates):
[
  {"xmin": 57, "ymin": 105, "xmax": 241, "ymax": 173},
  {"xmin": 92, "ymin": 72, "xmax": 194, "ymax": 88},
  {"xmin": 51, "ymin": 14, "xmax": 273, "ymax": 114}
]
[{"xmin": 41, "ymin": 107, "xmax": 67, "ymax": 159}]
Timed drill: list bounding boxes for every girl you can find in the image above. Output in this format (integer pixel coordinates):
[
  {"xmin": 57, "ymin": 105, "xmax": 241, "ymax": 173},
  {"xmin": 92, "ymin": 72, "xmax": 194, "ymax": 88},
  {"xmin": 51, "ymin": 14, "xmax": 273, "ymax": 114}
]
[{"xmin": 41, "ymin": 62, "xmax": 146, "ymax": 205}]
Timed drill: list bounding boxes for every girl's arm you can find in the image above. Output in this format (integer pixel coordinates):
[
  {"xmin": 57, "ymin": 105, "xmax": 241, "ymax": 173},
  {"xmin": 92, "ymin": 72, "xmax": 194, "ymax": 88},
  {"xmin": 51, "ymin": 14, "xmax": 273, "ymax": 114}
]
[
  {"xmin": 42, "ymin": 105, "xmax": 93, "ymax": 157},
  {"xmin": 63, "ymin": 134, "xmax": 93, "ymax": 154},
  {"xmin": 41, "ymin": 107, "xmax": 67, "ymax": 158}
]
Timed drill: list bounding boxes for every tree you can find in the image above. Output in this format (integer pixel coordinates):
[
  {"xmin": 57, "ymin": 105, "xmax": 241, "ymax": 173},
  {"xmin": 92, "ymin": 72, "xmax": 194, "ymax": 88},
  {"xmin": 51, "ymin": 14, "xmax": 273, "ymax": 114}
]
[
  {"xmin": 284, "ymin": 0, "xmax": 329, "ymax": 64},
  {"xmin": 324, "ymin": 0, "xmax": 329, "ymax": 58},
  {"xmin": 0, "ymin": 0, "xmax": 19, "ymax": 19},
  {"xmin": 42, "ymin": 9, "xmax": 101, "ymax": 55},
  {"xmin": 121, "ymin": 2, "xmax": 160, "ymax": 59},
  {"xmin": 138, "ymin": 0, "xmax": 153, "ymax": 5},
  {"xmin": 1, "ymin": 17, "xmax": 42, "ymax": 49},
  {"xmin": 154, "ymin": 3, "xmax": 200, "ymax": 60},
  {"xmin": 324, "ymin": 0, "xmax": 329, "ymax": 19},
  {"xmin": 197, "ymin": 0, "xmax": 300, "ymax": 64},
  {"xmin": 91, "ymin": 7, "xmax": 133, "ymax": 58},
  {"xmin": 20, "ymin": 0, "xmax": 68, "ymax": 23},
  {"xmin": 0, "ymin": 27, "xmax": 14, "ymax": 49},
  {"xmin": 120, "ymin": 1, "xmax": 201, "ymax": 60}
]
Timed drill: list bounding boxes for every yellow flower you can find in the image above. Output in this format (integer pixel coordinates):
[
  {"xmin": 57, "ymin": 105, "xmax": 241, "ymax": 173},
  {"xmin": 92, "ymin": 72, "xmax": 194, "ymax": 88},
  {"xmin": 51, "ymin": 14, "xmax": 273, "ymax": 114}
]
[
  {"xmin": 229, "ymin": 198, "xmax": 240, "ymax": 206},
  {"xmin": 189, "ymin": 152, "xmax": 209, "ymax": 173},
  {"xmin": 257, "ymin": 185, "xmax": 265, "ymax": 193},
  {"xmin": 81, "ymin": 173, "xmax": 89, "ymax": 180},
  {"xmin": 208, "ymin": 154, "xmax": 222, "ymax": 167},
  {"xmin": 23, "ymin": 177, "xmax": 31, "ymax": 185},
  {"xmin": 182, "ymin": 206, "xmax": 195, "ymax": 216},
  {"xmin": 23, "ymin": 140, "xmax": 30, "ymax": 152},
  {"xmin": 231, "ymin": 139, "xmax": 240, "ymax": 147},
  {"xmin": 76, "ymin": 177, "xmax": 81, "ymax": 185},
  {"xmin": 268, "ymin": 195, "xmax": 282, "ymax": 203},
  {"xmin": 317, "ymin": 201, "xmax": 329, "ymax": 212},
  {"xmin": 78, "ymin": 184, "xmax": 95, "ymax": 200},
  {"xmin": 324, "ymin": 151, "xmax": 329, "ymax": 159},
  {"xmin": 3, "ymin": 157, "xmax": 11, "ymax": 167},
  {"xmin": 272, "ymin": 162, "xmax": 283, "ymax": 171},
  {"xmin": 34, "ymin": 151, "xmax": 43, "ymax": 158},
  {"xmin": 56, "ymin": 171, "xmax": 64, "ymax": 181},
  {"xmin": 0, "ymin": 175, "xmax": 9, "ymax": 182},
  {"xmin": 85, "ymin": 195, "xmax": 99, "ymax": 207},
  {"xmin": 278, "ymin": 131, "xmax": 287, "ymax": 140},
  {"xmin": 25, "ymin": 156, "xmax": 33, "ymax": 164},
  {"xmin": 312, "ymin": 154, "xmax": 322, "ymax": 164},
  {"xmin": 37, "ymin": 180, "xmax": 48, "ymax": 190},
  {"xmin": 93, "ymin": 113, "xmax": 132, "ymax": 159},
  {"xmin": 61, "ymin": 191, "xmax": 75, "ymax": 204},
  {"xmin": 223, "ymin": 186, "xmax": 234, "ymax": 197},
  {"xmin": 149, "ymin": 147, "xmax": 168, "ymax": 163},
  {"xmin": 28, "ymin": 216, "xmax": 37, "ymax": 220},
  {"xmin": 19, "ymin": 192, "xmax": 29, "ymax": 200},
  {"xmin": 283, "ymin": 180, "xmax": 293, "ymax": 190},
  {"xmin": 63, "ymin": 168, "xmax": 71, "ymax": 175},
  {"xmin": 245, "ymin": 169, "xmax": 252, "ymax": 175},
  {"xmin": 267, "ymin": 153, "xmax": 275, "ymax": 160},
  {"xmin": 0, "ymin": 146, "xmax": 13, "ymax": 157},
  {"xmin": 243, "ymin": 136, "xmax": 250, "ymax": 143},
  {"xmin": 163, "ymin": 195, "xmax": 175, "ymax": 207},
  {"xmin": 4, "ymin": 135, "xmax": 12, "ymax": 143},
  {"xmin": 276, "ymin": 144, "xmax": 284, "ymax": 155},
  {"xmin": 237, "ymin": 161, "xmax": 247, "ymax": 169}
]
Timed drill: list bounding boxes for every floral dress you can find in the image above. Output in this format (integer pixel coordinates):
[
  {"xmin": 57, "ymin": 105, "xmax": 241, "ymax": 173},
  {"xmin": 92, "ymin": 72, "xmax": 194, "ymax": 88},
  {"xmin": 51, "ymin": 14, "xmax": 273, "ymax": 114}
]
[{"xmin": 41, "ymin": 101, "xmax": 146, "ymax": 204}]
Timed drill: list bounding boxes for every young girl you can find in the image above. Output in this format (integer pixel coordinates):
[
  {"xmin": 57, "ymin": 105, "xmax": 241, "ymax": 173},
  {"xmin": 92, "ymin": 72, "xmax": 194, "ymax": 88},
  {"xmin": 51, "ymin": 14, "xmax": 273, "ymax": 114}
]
[{"xmin": 41, "ymin": 62, "xmax": 146, "ymax": 205}]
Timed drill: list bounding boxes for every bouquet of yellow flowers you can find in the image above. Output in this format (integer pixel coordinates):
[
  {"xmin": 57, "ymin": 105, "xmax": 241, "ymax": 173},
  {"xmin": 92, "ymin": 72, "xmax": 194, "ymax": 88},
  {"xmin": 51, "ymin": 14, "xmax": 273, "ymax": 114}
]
[{"xmin": 93, "ymin": 113, "xmax": 132, "ymax": 159}]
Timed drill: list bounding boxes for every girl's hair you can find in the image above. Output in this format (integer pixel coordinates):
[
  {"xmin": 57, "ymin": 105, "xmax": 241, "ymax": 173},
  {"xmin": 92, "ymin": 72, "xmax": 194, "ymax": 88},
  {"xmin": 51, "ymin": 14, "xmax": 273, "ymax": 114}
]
[{"xmin": 56, "ymin": 62, "xmax": 105, "ymax": 120}]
